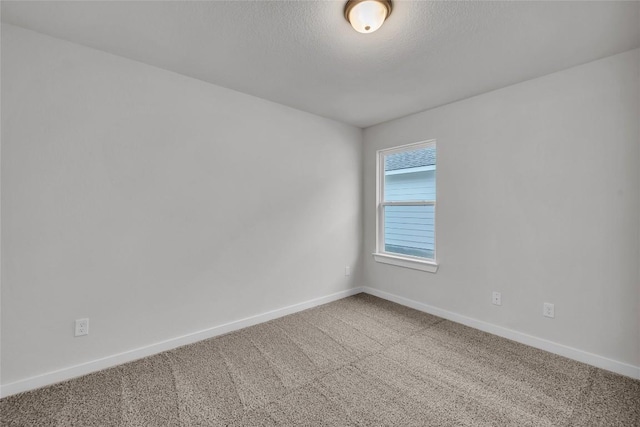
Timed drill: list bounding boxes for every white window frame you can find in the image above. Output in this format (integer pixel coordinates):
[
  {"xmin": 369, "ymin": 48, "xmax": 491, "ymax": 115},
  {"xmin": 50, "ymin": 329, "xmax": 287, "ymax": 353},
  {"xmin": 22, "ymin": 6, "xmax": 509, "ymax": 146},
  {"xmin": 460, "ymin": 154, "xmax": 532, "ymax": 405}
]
[{"xmin": 373, "ymin": 140, "xmax": 438, "ymax": 273}]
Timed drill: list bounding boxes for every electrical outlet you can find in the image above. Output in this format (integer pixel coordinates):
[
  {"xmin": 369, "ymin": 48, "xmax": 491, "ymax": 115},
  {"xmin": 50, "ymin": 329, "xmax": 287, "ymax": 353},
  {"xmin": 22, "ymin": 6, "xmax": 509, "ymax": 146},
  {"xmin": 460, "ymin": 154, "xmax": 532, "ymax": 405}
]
[
  {"xmin": 75, "ymin": 318, "xmax": 89, "ymax": 337},
  {"xmin": 492, "ymin": 291, "xmax": 501, "ymax": 306},
  {"xmin": 543, "ymin": 303, "xmax": 555, "ymax": 318},
  {"xmin": 345, "ymin": 266, "xmax": 351, "ymax": 276}
]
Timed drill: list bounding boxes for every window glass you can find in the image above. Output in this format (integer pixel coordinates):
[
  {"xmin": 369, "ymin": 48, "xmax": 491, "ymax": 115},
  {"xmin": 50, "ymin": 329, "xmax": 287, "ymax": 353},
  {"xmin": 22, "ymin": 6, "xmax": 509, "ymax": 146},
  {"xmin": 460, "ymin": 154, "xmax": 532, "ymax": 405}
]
[
  {"xmin": 378, "ymin": 143, "xmax": 436, "ymax": 262},
  {"xmin": 384, "ymin": 205, "xmax": 435, "ymax": 258}
]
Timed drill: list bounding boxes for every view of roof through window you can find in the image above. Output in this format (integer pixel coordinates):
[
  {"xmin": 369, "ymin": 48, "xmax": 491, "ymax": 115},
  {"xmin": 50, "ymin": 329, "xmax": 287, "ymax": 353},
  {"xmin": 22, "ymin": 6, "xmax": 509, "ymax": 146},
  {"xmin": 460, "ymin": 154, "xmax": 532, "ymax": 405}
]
[{"xmin": 385, "ymin": 147, "xmax": 436, "ymax": 171}]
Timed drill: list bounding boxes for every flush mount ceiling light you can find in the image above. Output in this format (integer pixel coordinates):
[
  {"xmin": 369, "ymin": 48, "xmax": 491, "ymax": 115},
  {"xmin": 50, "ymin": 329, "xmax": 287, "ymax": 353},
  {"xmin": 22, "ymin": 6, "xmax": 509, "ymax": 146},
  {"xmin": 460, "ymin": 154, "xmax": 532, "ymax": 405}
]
[{"xmin": 344, "ymin": 0, "xmax": 392, "ymax": 34}]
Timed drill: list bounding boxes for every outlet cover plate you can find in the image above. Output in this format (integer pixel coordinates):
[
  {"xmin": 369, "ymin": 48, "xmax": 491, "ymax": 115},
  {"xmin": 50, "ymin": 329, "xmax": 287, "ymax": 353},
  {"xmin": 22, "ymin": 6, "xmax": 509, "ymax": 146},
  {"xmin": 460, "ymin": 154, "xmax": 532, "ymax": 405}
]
[
  {"xmin": 543, "ymin": 303, "xmax": 555, "ymax": 318},
  {"xmin": 492, "ymin": 291, "xmax": 502, "ymax": 306},
  {"xmin": 75, "ymin": 318, "xmax": 89, "ymax": 336}
]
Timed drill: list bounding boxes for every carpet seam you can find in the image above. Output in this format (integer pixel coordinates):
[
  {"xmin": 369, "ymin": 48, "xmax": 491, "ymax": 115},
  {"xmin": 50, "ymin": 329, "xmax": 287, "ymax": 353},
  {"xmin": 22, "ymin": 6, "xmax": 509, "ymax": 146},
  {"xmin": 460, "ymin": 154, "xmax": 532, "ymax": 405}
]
[
  {"xmin": 225, "ymin": 306, "xmax": 445, "ymax": 424},
  {"xmin": 244, "ymin": 331, "xmax": 289, "ymax": 391},
  {"xmin": 340, "ymin": 294, "xmax": 440, "ymax": 335},
  {"xmin": 162, "ymin": 352, "xmax": 184, "ymax": 426},
  {"xmin": 563, "ymin": 366, "xmax": 597, "ymax": 427},
  {"xmin": 212, "ymin": 340, "xmax": 247, "ymax": 415}
]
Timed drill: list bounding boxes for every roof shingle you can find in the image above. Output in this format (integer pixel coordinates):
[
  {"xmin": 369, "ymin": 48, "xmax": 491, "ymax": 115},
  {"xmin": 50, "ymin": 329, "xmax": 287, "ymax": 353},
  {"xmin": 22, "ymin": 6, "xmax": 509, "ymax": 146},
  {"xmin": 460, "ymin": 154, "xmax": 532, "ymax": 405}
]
[{"xmin": 385, "ymin": 147, "xmax": 436, "ymax": 171}]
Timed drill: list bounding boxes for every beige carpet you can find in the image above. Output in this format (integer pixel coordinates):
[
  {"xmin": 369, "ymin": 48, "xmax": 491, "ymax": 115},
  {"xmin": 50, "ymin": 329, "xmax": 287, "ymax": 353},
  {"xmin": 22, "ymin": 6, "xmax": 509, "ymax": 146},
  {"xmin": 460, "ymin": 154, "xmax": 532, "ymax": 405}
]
[{"xmin": 1, "ymin": 293, "xmax": 639, "ymax": 426}]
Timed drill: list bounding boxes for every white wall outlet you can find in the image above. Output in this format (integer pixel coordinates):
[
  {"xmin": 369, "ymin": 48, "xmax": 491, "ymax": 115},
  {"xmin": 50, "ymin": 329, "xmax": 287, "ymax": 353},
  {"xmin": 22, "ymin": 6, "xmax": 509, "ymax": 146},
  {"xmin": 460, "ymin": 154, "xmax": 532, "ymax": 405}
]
[
  {"xmin": 543, "ymin": 303, "xmax": 555, "ymax": 318},
  {"xmin": 492, "ymin": 291, "xmax": 502, "ymax": 306},
  {"xmin": 75, "ymin": 318, "xmax": 89, "ymax": 336},
  {"xmin": 345, "ymin": 266, "xmax": 351, "ymax": 276}
]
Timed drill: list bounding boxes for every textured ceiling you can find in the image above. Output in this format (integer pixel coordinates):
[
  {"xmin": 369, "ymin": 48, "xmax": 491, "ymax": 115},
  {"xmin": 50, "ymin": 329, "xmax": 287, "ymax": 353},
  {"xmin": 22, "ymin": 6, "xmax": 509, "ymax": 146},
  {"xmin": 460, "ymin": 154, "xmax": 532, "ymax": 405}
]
[{"xmin": 2, "ymin": 1, "xmax": 639, "ymax": 128}]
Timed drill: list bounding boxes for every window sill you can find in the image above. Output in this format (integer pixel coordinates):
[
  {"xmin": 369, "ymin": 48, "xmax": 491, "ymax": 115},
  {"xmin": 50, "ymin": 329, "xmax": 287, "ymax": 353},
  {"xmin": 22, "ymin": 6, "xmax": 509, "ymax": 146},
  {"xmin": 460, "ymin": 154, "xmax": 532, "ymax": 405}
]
[{"xmin": 372, "ymin": 252, "xmax": 439, "ymax": 273}]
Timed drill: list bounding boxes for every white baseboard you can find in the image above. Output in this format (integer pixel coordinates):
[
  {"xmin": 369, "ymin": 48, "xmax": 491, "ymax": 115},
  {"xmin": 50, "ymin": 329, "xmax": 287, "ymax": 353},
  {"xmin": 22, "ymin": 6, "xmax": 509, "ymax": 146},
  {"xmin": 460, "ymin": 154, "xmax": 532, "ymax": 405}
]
[
  {"xmin": 362, "ymin": 287, "xmax": 640, "ymax": 380},
  {"xmin": 0, "ymin": 287, "xmax": 364, "ymax": 398}
]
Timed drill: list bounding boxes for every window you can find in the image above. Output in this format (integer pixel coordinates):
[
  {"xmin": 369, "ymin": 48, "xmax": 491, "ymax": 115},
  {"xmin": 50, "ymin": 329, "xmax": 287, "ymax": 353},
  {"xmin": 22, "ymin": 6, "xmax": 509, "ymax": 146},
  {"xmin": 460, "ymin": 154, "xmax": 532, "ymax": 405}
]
[{"xmin": 373, "ymin": 140, "xmax": 438, "ymax": 272}]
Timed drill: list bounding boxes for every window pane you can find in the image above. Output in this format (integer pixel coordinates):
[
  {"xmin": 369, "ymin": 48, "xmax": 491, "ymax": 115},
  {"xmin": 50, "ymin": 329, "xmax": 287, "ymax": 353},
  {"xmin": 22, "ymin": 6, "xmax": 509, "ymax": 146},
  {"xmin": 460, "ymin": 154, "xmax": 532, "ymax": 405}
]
[
  {"xmin": 384, "ymin": 146, "xmax": 436, "ymax": 202},
  {"xmin": 384, "ymin": 205, "xmax": 434, "ymax": 259}
]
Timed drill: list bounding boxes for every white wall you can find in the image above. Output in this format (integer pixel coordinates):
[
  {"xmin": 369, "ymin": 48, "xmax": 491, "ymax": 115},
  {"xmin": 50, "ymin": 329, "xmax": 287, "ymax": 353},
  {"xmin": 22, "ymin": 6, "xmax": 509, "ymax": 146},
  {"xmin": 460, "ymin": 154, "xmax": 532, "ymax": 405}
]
[
  {"xmin": 1, "ymin": 25, "xmax": 362, "ymax": 387},
  {"xmin": 364, "ymin": 49, "xmax": 640, "ymax": 370}
]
